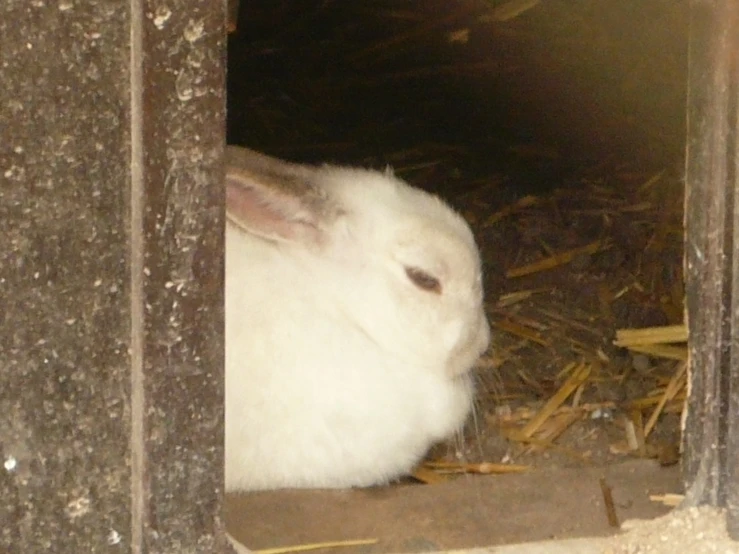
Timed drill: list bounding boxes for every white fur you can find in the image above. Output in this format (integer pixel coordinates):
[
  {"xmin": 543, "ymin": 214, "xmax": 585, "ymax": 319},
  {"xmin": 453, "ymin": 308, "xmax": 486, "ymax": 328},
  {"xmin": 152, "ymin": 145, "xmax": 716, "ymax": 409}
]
[{"xmin": 225, "ymin": 147, "xmax": 490, "ymax": 491}]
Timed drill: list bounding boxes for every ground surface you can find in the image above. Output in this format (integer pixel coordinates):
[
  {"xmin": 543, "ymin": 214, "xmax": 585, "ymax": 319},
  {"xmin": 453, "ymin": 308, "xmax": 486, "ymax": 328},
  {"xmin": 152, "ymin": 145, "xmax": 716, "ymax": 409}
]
[
  {"xmin": 607, "ymin": 506, "xmax": 737, "ymax": 554},
  {"xmin": 224, "ymin": 1, "xmax": 734, "ymax": 551}
]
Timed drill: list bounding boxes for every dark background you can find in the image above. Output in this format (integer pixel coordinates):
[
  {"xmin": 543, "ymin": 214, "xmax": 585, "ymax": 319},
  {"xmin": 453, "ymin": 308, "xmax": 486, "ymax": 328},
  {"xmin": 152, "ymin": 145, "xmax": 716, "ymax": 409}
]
[{"xmin": 226, "ymin": 0, "xmax": 688, "ymax": 196}]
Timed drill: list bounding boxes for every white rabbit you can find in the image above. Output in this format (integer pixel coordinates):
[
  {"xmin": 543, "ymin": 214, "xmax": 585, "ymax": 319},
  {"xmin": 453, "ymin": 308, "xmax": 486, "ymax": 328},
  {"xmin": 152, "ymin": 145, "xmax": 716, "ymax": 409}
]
[{"xmin": 224, "ymin": 145, "xmax": 490, "ymax": 492}]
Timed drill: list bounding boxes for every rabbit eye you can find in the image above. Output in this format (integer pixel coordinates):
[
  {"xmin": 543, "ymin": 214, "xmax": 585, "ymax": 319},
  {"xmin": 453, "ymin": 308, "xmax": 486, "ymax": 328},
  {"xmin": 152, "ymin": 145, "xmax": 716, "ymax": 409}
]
[{"xmin": 405, "ymin": 266, "xmax": 442, "ymax": 294}]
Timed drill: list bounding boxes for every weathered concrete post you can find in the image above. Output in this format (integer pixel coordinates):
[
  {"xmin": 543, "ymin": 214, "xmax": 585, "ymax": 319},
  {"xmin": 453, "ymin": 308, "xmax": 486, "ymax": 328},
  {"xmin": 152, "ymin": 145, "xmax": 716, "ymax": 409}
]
[
  {"xmin": 683, "ymin": 0, "xmax": 739, "ymax": 539},
  {"xmin": 1, "ymin": 1, "xmax": 228, "ymax": 551}
]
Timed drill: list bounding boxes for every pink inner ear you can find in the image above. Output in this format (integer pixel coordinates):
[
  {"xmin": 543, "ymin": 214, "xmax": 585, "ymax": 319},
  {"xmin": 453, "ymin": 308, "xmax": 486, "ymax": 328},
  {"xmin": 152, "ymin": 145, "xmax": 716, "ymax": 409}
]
[{"xmin": 226, "ymin": 175, "xmax": 319, "ymax": 244}]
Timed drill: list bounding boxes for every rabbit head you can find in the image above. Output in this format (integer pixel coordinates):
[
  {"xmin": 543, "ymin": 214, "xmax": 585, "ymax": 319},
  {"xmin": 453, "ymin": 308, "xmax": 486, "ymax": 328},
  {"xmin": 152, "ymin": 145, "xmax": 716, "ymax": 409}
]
[{"xmin": 225, "ymin": 146, "xmax": 490, "ymax": 491}]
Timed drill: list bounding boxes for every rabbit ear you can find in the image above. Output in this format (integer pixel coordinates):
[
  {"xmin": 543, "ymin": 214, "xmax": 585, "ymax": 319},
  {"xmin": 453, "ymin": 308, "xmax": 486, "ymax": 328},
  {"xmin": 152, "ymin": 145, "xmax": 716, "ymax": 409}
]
[{"xmin": 225, "ymin": 147, "xmax": 337, "ymax": 246}]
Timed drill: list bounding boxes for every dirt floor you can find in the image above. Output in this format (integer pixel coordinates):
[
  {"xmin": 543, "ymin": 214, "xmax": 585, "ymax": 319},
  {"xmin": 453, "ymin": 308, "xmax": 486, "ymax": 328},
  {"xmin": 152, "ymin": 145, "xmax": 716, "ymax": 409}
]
[{"xmin": 224, "ymin": 0, "xmax": 727, "ymax": 551}]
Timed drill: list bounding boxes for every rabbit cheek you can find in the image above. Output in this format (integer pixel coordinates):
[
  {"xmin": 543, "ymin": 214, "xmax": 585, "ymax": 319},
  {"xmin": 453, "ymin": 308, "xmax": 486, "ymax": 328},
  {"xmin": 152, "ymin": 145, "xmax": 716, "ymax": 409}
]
[
  {"xmin": 444, "ymin": 312, "xmax": 490, "ymax": 378},
  {"xmin": 441, "ymin": 321, "xmax": 471, "ymax": 377}
]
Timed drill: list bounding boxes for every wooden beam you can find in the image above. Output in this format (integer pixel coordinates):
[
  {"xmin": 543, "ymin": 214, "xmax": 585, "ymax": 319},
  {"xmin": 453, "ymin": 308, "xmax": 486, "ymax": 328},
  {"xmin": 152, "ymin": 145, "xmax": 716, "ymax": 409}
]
[
  {"xmin": 0, "ymin": 1, "xmax": 228, "ymax": 551},
  {"xmin": 683, "ymin": 0, "xmax": 739, "ymax": 538}
]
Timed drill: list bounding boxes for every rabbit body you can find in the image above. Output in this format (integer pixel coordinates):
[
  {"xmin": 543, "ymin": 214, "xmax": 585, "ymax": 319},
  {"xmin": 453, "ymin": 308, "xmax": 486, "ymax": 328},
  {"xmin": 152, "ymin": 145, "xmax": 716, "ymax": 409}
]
[{"xmin": 225, "ymin": 146, "xmax": 490, "ymax": 492}]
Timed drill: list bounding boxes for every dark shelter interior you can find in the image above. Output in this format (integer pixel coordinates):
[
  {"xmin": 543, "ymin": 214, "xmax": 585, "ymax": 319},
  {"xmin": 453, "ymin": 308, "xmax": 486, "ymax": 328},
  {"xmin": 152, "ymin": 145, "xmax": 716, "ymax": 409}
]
[{"xmin": 225, "ymin": 0, "xmax": 695, "ymax": 551}]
